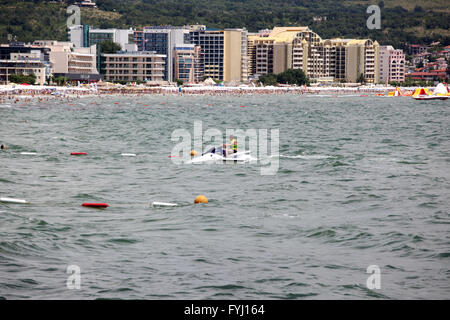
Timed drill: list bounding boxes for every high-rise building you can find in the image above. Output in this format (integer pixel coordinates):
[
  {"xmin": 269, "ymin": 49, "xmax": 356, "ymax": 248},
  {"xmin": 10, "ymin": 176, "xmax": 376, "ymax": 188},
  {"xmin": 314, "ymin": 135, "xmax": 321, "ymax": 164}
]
[
  {"xmin": 189, "ymin": 25, "xmax": 248, "ymax": 83},
  {"xmin": 379, "ymin": 45, "xmax": 405, "ymax": 83},
  {"xmin": 189, "ymin": 25, "xmax": 224, "ymax": 81},
  {"xmin": 344, "ymin": 39, "xmax": 378, "ymax": 83},
  {"xmin": 140, "ymin": 26, "xmax": 190, "ymax": 82},
  {"xmin": 224, "ymin": 28, "xmax": 248, "ymax": 83},
  {"xmin": 173, "ymin": 44, "xmax": 203, "ymax": 84}
]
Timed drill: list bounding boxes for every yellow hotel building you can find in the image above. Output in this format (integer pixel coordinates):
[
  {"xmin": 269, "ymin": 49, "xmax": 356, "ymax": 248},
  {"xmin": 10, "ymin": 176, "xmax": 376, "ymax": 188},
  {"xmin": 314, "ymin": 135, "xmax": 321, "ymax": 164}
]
[{"xmin": 249, "ymin": 27, "xmax": 379, "ymax": 83}]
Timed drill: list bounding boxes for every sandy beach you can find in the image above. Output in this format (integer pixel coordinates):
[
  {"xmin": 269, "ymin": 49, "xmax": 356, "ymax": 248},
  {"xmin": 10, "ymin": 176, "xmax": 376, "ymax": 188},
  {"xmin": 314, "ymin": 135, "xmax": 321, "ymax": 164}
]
[{"xmin": 0, "ymin": 83, "xmax": 429, "ymax": 103}]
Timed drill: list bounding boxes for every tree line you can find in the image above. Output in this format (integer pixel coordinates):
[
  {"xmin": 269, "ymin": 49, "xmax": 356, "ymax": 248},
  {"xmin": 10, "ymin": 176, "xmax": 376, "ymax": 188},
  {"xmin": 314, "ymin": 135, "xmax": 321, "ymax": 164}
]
[
  {"xmin": 259, "ymin": 69, "xmax": 310, "ymax": 86},
  {"xmin": 0, "ymin": 0, "xmax": 449, "ymax": 51}
]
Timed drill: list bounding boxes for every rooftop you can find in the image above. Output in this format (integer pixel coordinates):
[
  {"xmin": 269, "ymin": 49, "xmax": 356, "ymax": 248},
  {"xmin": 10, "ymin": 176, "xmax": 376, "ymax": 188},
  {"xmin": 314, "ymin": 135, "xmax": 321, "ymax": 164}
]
[{"xmin": 101, "ymin": 51, "xmax": 166, "ymax": 57}]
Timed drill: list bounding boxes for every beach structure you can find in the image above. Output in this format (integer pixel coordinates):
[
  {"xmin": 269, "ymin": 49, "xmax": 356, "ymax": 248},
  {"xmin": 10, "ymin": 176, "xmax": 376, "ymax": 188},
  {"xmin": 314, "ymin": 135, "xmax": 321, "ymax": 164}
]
[
  {"xmin": 433, "ymin": 82, "xmax": 450, "ymax": 96},
  {"xmin": 412, "ymin": 86, "xmax": 449, "ymax": 100},
  {"xmin": 387, "ymin": 86, "xmax": 411, "ymax": 96}
]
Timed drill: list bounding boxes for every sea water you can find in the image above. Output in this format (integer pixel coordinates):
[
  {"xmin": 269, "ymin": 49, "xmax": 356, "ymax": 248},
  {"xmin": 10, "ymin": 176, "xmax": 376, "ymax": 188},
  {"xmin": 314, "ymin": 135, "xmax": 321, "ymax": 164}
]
[{"xmin": 0, "ymin": 94, "xmax": 449, "ymax": 299}]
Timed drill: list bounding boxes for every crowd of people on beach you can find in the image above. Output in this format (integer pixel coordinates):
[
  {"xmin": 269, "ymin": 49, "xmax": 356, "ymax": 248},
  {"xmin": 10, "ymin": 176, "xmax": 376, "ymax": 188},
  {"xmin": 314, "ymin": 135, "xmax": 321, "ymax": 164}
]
[{"xmin": 0, "ymin": 85, "xmax": 395, "ymax": 101}]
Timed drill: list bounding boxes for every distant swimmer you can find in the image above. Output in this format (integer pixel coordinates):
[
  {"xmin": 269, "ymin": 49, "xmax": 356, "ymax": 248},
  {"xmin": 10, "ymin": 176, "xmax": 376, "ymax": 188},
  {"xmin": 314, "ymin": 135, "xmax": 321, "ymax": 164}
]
[{"xmin": 0, "ymin": 144, "xmax": 5, "ymax": 150}]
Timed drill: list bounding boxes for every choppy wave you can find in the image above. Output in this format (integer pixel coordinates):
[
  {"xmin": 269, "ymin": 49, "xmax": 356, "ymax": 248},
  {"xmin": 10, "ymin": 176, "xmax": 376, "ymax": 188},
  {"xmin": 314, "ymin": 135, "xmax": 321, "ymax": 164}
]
[{"xmin": 280, "ymin": 154, "xmax": 331, "ymax": 159}]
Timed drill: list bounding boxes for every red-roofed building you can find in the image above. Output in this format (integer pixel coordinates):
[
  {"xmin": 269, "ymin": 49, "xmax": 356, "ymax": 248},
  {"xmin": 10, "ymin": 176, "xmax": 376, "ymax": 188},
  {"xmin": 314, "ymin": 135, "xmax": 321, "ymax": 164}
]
[
  {"xmin": 407, "ymin": 44, "xmax": 427, "ymax": 55},
  {"xmin": 407, "ymin": 70, "xmax": 447, "ymax": 82},
  {"xmin": 430, "ymin": 58, "xmax": 448, "ymax": 70}
]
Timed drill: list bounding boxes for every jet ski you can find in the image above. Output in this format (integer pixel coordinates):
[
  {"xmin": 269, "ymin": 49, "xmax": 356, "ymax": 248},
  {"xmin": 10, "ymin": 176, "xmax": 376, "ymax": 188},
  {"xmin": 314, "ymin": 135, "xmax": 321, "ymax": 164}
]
[{"xmin": 189, "ymin": 146, "xmax": 257, "ymax": 164}]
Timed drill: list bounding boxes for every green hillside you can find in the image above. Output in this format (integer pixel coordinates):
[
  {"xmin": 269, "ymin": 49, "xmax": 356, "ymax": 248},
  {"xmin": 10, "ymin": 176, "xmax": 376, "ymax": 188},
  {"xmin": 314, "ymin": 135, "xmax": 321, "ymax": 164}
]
[{"xmin": 1, "ymin": 0, "xmax": 449, "ymax": 49}]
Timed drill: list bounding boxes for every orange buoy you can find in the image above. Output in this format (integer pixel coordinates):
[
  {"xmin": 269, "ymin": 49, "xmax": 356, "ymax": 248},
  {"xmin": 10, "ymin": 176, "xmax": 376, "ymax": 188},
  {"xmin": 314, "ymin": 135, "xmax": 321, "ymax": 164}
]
[
  {"xmin": 190, "ymin": 150, "xmax": 197, "ymax": 156},
  {"xmin": 194, "ymin": 195, "xmax": 208, "ymax": 204}
]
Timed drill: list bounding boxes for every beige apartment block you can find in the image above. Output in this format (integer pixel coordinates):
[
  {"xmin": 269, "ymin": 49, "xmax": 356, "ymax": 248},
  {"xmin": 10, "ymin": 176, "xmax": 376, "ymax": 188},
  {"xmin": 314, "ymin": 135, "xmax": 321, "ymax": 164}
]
[
  {"xmin": 250, "ymin": 26, "xmax": 380, "ymax": 83},
  {"xmin": 223, "ymin": 29, "xmax": 249, "ymax": 83},
  {"xmin": 252, "ymin": 27, "xmax": 309, "ymax": 77},
  {"xmin": 49, "ymin": 44, "xmax": 98, "ymax": 75},
  {"xmin": 102, "ymin": 51, "xmax": 166, "ymax": 82},
  {"xmin": 0, "ymin": 51, "xmax": 46, "ymax": 85},
  {"xmin": 344, "ymin": 39, "xmax": 379, "ymax": 83}
]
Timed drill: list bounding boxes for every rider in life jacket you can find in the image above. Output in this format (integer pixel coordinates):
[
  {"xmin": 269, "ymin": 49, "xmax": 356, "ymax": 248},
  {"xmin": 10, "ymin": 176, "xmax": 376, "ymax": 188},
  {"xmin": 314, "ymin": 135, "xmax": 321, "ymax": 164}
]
[{"xmin": 223, "ymin": 135, "xmax": 237, "ymax": 157}]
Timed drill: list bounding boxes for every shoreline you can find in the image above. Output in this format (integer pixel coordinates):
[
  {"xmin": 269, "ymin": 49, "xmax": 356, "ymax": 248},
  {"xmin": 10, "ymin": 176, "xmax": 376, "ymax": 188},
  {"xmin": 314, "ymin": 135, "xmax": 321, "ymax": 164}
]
[{"xmin": 0, "ymin": 84, "xmax": 430, "ymax": 101}]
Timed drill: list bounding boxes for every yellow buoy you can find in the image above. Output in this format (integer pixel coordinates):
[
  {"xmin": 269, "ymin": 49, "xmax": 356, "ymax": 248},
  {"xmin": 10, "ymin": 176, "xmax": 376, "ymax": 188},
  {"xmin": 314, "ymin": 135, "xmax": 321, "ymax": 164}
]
[
  {"xmin": 190, "ymin": 150, "xmax": 197, "ymax": 156},
  {"xmin": 194, "ymin": 195, "xmax": 208, "ymax": 204}
]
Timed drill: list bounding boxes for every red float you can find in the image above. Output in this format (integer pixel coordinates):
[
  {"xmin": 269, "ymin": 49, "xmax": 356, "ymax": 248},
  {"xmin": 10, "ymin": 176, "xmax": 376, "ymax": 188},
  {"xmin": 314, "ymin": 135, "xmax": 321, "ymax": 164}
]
[{"xmin": 82, "ymin": 203, "xmax": 109, "ymax": 208}]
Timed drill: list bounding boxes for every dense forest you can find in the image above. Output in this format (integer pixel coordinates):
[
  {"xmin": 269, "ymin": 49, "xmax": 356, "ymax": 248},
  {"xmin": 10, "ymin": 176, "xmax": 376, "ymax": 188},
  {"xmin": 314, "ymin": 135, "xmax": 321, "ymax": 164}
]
[{"xmin": 1, "ymin": 0, "xmax": 449, "ymax": 50}]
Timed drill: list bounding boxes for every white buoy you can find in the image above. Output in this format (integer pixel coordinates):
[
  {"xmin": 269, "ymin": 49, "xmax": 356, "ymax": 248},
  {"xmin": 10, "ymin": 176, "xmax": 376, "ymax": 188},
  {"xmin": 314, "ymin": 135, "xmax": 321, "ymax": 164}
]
[
  {"xmin": 0, "ymin": 197, "xmax": 29, "ymax": 204},
  {"xmin": 121, "ymin": 153, "xmax": 136, "ymax": 157},
  {"xmin": 20, "ymin": 152, "xmax": 37, "ymax": 155},
  {"xmin": 151, "ymin": 201, "xmax": 177, "ymax": 207}
]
